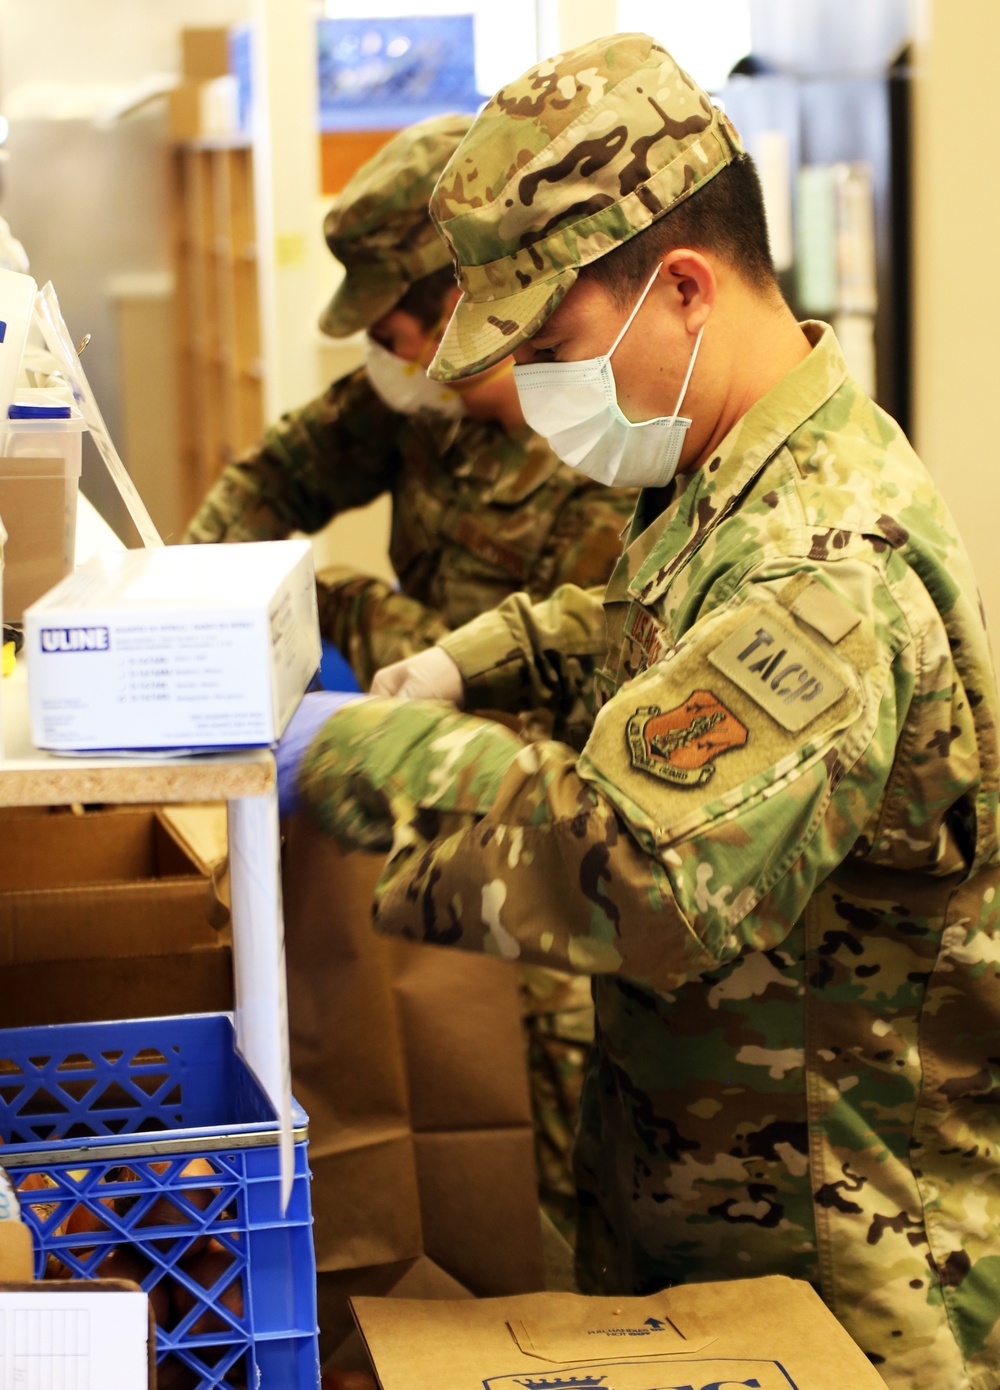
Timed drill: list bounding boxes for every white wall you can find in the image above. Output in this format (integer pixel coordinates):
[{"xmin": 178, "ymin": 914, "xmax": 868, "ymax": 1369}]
[
  {"xmin": 911, "ymin": 0, "xmax": 1000, "ymax": 651},
  {"xmin": 0, "ymin": 0, "xmax": 249, "ymax": 93},
  {"xmin": 0, "ymin": 0, "xmax": 251, "ymax": 539}
]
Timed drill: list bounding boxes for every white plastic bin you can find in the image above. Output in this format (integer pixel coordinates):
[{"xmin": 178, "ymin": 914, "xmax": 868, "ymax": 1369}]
[{"xmin": 0, "ymin": 389, "xmax": 85, "ymax": 619}]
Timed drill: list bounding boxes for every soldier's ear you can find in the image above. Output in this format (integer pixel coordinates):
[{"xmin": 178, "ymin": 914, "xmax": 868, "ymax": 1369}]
[{"xmin": 659, "ymin": 250, "xmax": 716, "ymax": 331}]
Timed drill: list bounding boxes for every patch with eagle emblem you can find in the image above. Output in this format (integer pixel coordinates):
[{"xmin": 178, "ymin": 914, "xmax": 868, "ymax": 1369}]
[{"xmin": 626, "ymin": 690, "xmax": 748, "ymax": 788}]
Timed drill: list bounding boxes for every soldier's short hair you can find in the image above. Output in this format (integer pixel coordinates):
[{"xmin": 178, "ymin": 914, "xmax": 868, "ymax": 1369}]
[
  {"xmin": 394, "ymin": 265, "xmax": 459, "ymax": 332},
  {"xmin": 580, "ymin": 153, "xmax": 778, "ymax": 306}
]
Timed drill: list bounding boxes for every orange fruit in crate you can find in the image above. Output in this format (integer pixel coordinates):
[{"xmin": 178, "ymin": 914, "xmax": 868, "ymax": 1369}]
[
  {"xmin": 96, "ymin": 1244, "xmax": 171, "ymax": 1327},
  {"xmin": 172, "ymin": 1239, "xmax": 244, "ymax": 1335},
  {"xmin": 144, "ymin": 1156, "xmax": 221, "ymax": 1222},
  {"xmin": 154, "ymin": 1356, "xmax": 202, "ymax": 1390},
  {"xmin": 138, "ymin": 1156, "xmax": 221, "ymax": 1260}
]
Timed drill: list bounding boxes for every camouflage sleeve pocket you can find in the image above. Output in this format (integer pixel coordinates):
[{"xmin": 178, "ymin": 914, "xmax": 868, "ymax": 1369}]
[{"xmin": 577, "ymin": 577, "xmax": 881, "ymax": 856}]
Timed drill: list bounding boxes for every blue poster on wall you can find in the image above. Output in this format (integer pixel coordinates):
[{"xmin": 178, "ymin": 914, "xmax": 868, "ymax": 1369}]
[{"xmin": 318, "ymin": 16, "xmax": 484, "ymax": 132}]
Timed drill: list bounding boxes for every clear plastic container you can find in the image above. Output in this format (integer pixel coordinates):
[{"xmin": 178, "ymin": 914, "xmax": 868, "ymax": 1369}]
[{"xmin": 0, "ymin": 388, "xmax": 86, "ymax": 619}]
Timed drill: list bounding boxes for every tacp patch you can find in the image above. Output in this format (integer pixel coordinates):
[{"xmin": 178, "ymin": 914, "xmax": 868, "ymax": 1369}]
[
  {"xmin": 708, "ymin": 606, "xmax": 847, "ymax": 733},
  {"xmin": 626, "ymin": 690, "xmax": 748, "ymax": 788}
]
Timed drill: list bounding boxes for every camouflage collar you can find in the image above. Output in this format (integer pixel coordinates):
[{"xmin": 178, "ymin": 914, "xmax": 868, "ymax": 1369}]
[{"xmin": 625, "ymin": 321, "xmax": 847, "ymax": 603}]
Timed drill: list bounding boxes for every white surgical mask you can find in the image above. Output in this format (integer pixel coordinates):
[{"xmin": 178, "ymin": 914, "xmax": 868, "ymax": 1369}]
[
  {"xmin": 513, "ymin": 264, "xmax": 704, "ymax": 488},
  {"xmin": 365, "ymin": 335, "xmax": 465, "ymax": 418}
]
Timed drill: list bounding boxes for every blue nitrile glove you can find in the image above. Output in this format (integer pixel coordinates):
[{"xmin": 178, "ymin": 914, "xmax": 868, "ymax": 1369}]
[
  {"xmin": 318, "ymin": 639, "xmax": 361, "ymax": 693},
  {"xmin": 276, "ymin": 690, "xmax": 365, "ymax": 817}
]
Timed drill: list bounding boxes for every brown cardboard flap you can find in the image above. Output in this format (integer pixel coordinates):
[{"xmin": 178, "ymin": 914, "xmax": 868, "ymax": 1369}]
[
  {"xmin": 351, "ymin": 1279, "xmax": 891, "ymax": 1390},
  {"xmin": 0, "ymin": 806, "xmax": 202, "ymax": 889},
  {"xmin": 507, "ymin": 1294, "xmax": 713, "ymax": 1362},
  {"xmin": 157, "ymin": 803, "xmax": 229, "ymax": 876},
  {"xmin": 1, "ymin": 947, "xmax": 233, "ymax": 1027},
  {"xmin": 0, "ymin": 806, "xmax": 232, "ymax": 1028},
  {"xmin": 0, "ymin": 878, "xmax": 213, "ymax": 959},
  {"xmin": 0, "ymin": 1221, "xmax": 34, "ymax": 1281}
]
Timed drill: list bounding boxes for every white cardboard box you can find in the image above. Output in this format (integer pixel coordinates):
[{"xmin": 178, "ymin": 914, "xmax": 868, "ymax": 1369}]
[
  {"xmin": 24, "ymin": 540, "xmax": 320, "ymax": 752},
  {"xmin": 0, "ymin": 1288, "xmax": 151, "ymax": 1388}
]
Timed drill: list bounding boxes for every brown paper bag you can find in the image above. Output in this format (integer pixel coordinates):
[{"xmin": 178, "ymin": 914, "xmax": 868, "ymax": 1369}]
[{"xmin": 281, "ymin": 817, "xmax": 545, "ymax": 1364}]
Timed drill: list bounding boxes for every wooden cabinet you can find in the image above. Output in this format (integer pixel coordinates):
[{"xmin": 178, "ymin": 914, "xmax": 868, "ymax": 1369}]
[{"xmin": 171, "ymin": 139, "xmax": 265, "ymax": 519}]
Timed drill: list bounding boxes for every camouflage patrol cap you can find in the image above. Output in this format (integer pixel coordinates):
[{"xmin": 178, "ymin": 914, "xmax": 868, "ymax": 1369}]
[
  {"xmin": 428, "ymin": 33, "xmax": 742, "ymax": 379},
  {"xmin": 319, "ymin": 112, "xmax": 474, "ymax": 337}
]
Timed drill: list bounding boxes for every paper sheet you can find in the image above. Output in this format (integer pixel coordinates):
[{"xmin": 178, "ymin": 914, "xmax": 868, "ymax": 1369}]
[
  {"xmin": 228, "ymin": 789, "xmax": 294, "ymax": 1210},
  {"xmin": 0, "ymin": 1290, "xmax": 149, "ymax": 1388}
]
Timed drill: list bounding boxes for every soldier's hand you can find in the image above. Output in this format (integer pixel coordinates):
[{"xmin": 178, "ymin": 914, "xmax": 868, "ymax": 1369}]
[
  {"xmin": 370, "ymin": 645, "xmax": 464, "ymax": 705},
  {"xmin": 276, "ymin": 690, "xmax": 366, "ymax": 816}
]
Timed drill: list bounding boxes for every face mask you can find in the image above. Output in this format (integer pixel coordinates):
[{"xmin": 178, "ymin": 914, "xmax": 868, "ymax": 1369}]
[
  {"xmin": 365, "ymin": 335, "xmax": 465, "ymax": 418},
  {"xmin": 513, "ymin": 263, "xmax": 704, "ymax": 488}
]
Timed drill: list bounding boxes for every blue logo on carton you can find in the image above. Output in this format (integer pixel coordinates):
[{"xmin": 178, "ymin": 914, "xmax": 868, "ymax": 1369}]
[
  {"xmin": 515, "ymin": 1381, "xmax": 606, "ymax": 1388},
  {"xmin": 40, "ymin": 627, "xmax": 110, "ymax": 653}
]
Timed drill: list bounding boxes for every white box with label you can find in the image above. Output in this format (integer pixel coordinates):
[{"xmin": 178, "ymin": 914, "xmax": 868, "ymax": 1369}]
[{"xmin": 24, "ymin": 540, "xmax": 320, "ymax": 752}]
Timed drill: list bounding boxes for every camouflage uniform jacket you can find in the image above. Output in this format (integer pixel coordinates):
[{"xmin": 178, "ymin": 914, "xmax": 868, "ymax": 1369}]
[
  {"xmin": 298, "ymin": 325, "xmax": 1000, "ymax": 1388},
  {"xmin": 182, "ymin": 369, "xmax": 634, "ymax": 686}
]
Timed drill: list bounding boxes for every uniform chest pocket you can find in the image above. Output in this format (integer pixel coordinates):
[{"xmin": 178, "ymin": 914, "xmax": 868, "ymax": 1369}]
[
  {"xmin": 390, "ymin": 466, "xmax": 457, "ymax": 582},
  {"xmin": 438, "ymin": 507, "xmax": 540, "ymax": 584}
]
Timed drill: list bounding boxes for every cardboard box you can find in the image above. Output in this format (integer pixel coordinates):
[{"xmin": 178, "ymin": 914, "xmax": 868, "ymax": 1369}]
[
  {"xmin": 168, "ymin": 79, "xmax": 204, "ymax": 141},
  {"xmin": 25, "ymin": 539, "xmax": 320, "ymax": 752},
  {"xmin": 0, "ymin": 806, "xmax": 232, "ymax": 1027},
  {"xmin": 352, "ymin": 1278, "xmax": 891, "ymax": 1390},
  {"xmin": 0, "ymin": 391, "xmax": 86, "ymax": 619},
  {"xmin": 181, "ymin": 26, "xmax": 231, "ymax": 80},
  {"xmin": 0, "ymin": 1220, "xmax": 33, "ymax": 1281},
  {"xmin": 168, "ymin": 75, "xmax": 241, "ymax": 141},
  {"xmin": 281, "ymin": 820, "xmax": 545, "ymax": 1366},
  {"xmin": 0, "ymin": 456, "xmax": 67, "ymax": 618}
]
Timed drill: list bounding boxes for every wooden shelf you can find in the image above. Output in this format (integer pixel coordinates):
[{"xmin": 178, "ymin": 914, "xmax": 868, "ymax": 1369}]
[
  {"xmin": 0, "ymin": 673, "xmax": 273, "ymax": 809},
  {"xmin": 171, "ymin": 144, "xmax": 266, "ymax": 520}
]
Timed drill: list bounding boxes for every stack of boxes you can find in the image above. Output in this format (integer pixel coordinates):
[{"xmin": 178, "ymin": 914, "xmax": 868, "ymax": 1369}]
[
  {"xmin": 169, "ymin": 27, "xmax": 253, "ymax": 143},
  {"xmin": 0, "ymin": 266, "xmax": 322, "ymax": 1383}
]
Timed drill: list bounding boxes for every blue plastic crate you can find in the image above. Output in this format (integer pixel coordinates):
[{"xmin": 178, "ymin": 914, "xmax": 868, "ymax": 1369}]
[{"xmin": 0, "ymin": 1013, "xmax": 320, "ymax": 1390}]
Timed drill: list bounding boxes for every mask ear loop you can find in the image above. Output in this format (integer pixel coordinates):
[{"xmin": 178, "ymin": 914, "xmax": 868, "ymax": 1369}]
[
  {"xmin": 668, "ymin": 323, "xmax": 705, "ymax": 424},
  {"xmin": 605, "ymin": 259, "xmax": 706, "ymax": 425},
  {"xmin": 606, "ymin": 261, "xmax": 663, "ymax": 359}
]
